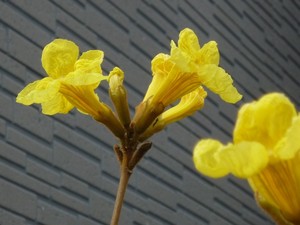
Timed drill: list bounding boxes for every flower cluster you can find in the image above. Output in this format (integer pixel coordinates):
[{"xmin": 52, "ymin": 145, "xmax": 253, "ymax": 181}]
[
  {"xmin": 16, "ymin": 28, "xmax": 243, "ymax": 225},
  {"xmin": 193, "ymin": 93, "xmax": 300, "ymax": 224},
  {"xmin": 17, "ymin": 28, "xmax": 242, "ymax": 144},
  {"xmin": 16, "ymin": 27, "xmax": 298, "ymax": 225}
]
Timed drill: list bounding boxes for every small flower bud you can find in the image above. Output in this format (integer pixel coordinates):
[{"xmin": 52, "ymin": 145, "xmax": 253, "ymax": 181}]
[{"xmin": 108, "ymin": 67, "xmax": 131, "ymax": 127}]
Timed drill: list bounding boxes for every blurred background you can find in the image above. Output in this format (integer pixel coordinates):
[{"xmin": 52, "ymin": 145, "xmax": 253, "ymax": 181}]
[{"xmin": 0, "ymin": 0, "xmax": 299, "ymax": 224}]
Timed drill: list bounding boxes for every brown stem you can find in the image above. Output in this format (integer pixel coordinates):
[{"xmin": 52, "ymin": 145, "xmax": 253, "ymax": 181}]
[{"xmin": 110, "ymin": 155, "xmax": 131, "ymax": 225}]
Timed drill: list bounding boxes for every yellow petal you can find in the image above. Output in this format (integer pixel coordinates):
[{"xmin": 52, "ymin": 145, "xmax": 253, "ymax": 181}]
[
  {"xmin": 149, "ymin": 53, "xmax": 173, "ymax": 87},
  {"xmin": 193, "ymin": 139, "xmax": 229, "ymax": 178},
  {"xmin": 234, "ymin": 93, "xmax": 297, "ymax": 149},
  {"xmin": 197, "ymin": 64, "xmax": 242, "ymax": 103},
  {"xmin": 16, "ymin": 77, "xmax": 60, "ymax": 105},
  {"xmin": 197, "ymin": 41, "xmax": 219, "ymax": 65},
  {"xmin": 41, "ymin": 93, "xmax": 74, "ymax": 115},
  {"xmin": 219, "ymin": 141, "xmax": 269, "ymax": 178},
  {"xmin": 42, "ymin": 39, "xmax": 79, "ymax": 78},
  {"xmin": 148, "ymin": 52, "xmax": 205, "ymax": 106},
  {"xmin": 169, "ymin": 29, "xmax": 201, "ymax": 73},
  {"xmin": 274, "ymin": 114, "xmax": 300, "ymax": 160},
  {"xmin": 194, "ymin": 140, "xmax": 268, "ymax": 179},
  {"xmin": 172, "ymin": 29, "xmax": 220, "ymax": 68},
  {"xmin": 75, "ymin": 50, "xmax": 104, "ymax": 73},
  {"xmin": 151, "ymin": 53, "xmax": 171, "ymax": 76},
  {"xmin": 63, "ymin": 71, "xmax": 106, "ymax": 88},
  {"xmin": 169, "ymin": 45, "xmax": 194, "ymax": 72},
  {"xmin": 177, "ymin": 28, "xmax": 201, "ymax": 54}
]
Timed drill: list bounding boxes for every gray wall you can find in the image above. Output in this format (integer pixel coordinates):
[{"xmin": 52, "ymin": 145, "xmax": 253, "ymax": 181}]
[{"xmin": 0, "ymin": 0, "xmax": 299, "ymax": 224}]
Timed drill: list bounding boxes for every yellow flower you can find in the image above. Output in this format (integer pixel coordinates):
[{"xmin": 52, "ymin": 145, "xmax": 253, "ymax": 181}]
[
  {"xmin": 16, "ymin": 39, "xmax": 107, "ymax": 116},
  {"xmin": 133, "ymin": 28, "xmax": 242, "ymax": 134},
  {"xmin": 144, "ymin": 28, "xmax": 241, "ymax": 106},
  {"xmin": 193, "ymin": 93, "xmax": 300, "ymax": 224},
  {"xmin": 139, "ymin": 87, "xmax": 207, "ymax": 141},
  {"xmin": 16, "ymin": 39, "xmax": 125, "ymax": 138}
]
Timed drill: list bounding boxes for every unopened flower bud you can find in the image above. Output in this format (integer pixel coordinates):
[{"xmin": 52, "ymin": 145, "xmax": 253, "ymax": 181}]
[{"xmin": 108, "ymin": 67, "xmax": 131, "ymax": 127}]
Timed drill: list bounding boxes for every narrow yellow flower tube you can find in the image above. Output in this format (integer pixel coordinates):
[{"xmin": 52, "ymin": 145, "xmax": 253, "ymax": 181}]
[
  {"xmin": 193, "ymin": 93, "xmax": 300, "ymax": 224},
  {"xmin": 139, "ymin": 87, "xmax": 207, "ymax": 141}
]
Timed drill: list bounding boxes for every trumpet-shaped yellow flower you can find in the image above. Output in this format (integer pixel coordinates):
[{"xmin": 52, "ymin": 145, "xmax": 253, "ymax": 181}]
[
  {"xmin": 193, "ymin": 93, "xmax": 300, "ymax": 224},
  {"xmin": 133, "ymin": 28, "xmax": 242, "ymax": 134},
  {"xmin": 16, "ymin": 39, "xmax": 125, "ymax": 138},
  {"xmin": 144, "ymin": 28, "xmax": 242, "ymax": 106},
  {"xmin": 16, "ymin": 39, "xmax": 106, "ymax": 117}
]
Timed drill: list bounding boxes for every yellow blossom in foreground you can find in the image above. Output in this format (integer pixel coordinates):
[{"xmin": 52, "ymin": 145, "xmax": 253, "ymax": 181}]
[
  {"xmin": 133, "ymin": 28, "xmax": 242, "ymax": 134},
  {"xmin": 16, "ymin": 39, "xmax": 124, "ymax": 138},
  {"xmin": 193, "ymin": 93, "xmax": 300, "ymax": 225}
]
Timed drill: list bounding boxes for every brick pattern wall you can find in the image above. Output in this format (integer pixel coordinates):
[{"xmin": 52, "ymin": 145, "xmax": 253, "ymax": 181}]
[{"xmin": 0, "ymin": 0, "xmax": 299, "ymax": 224}]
